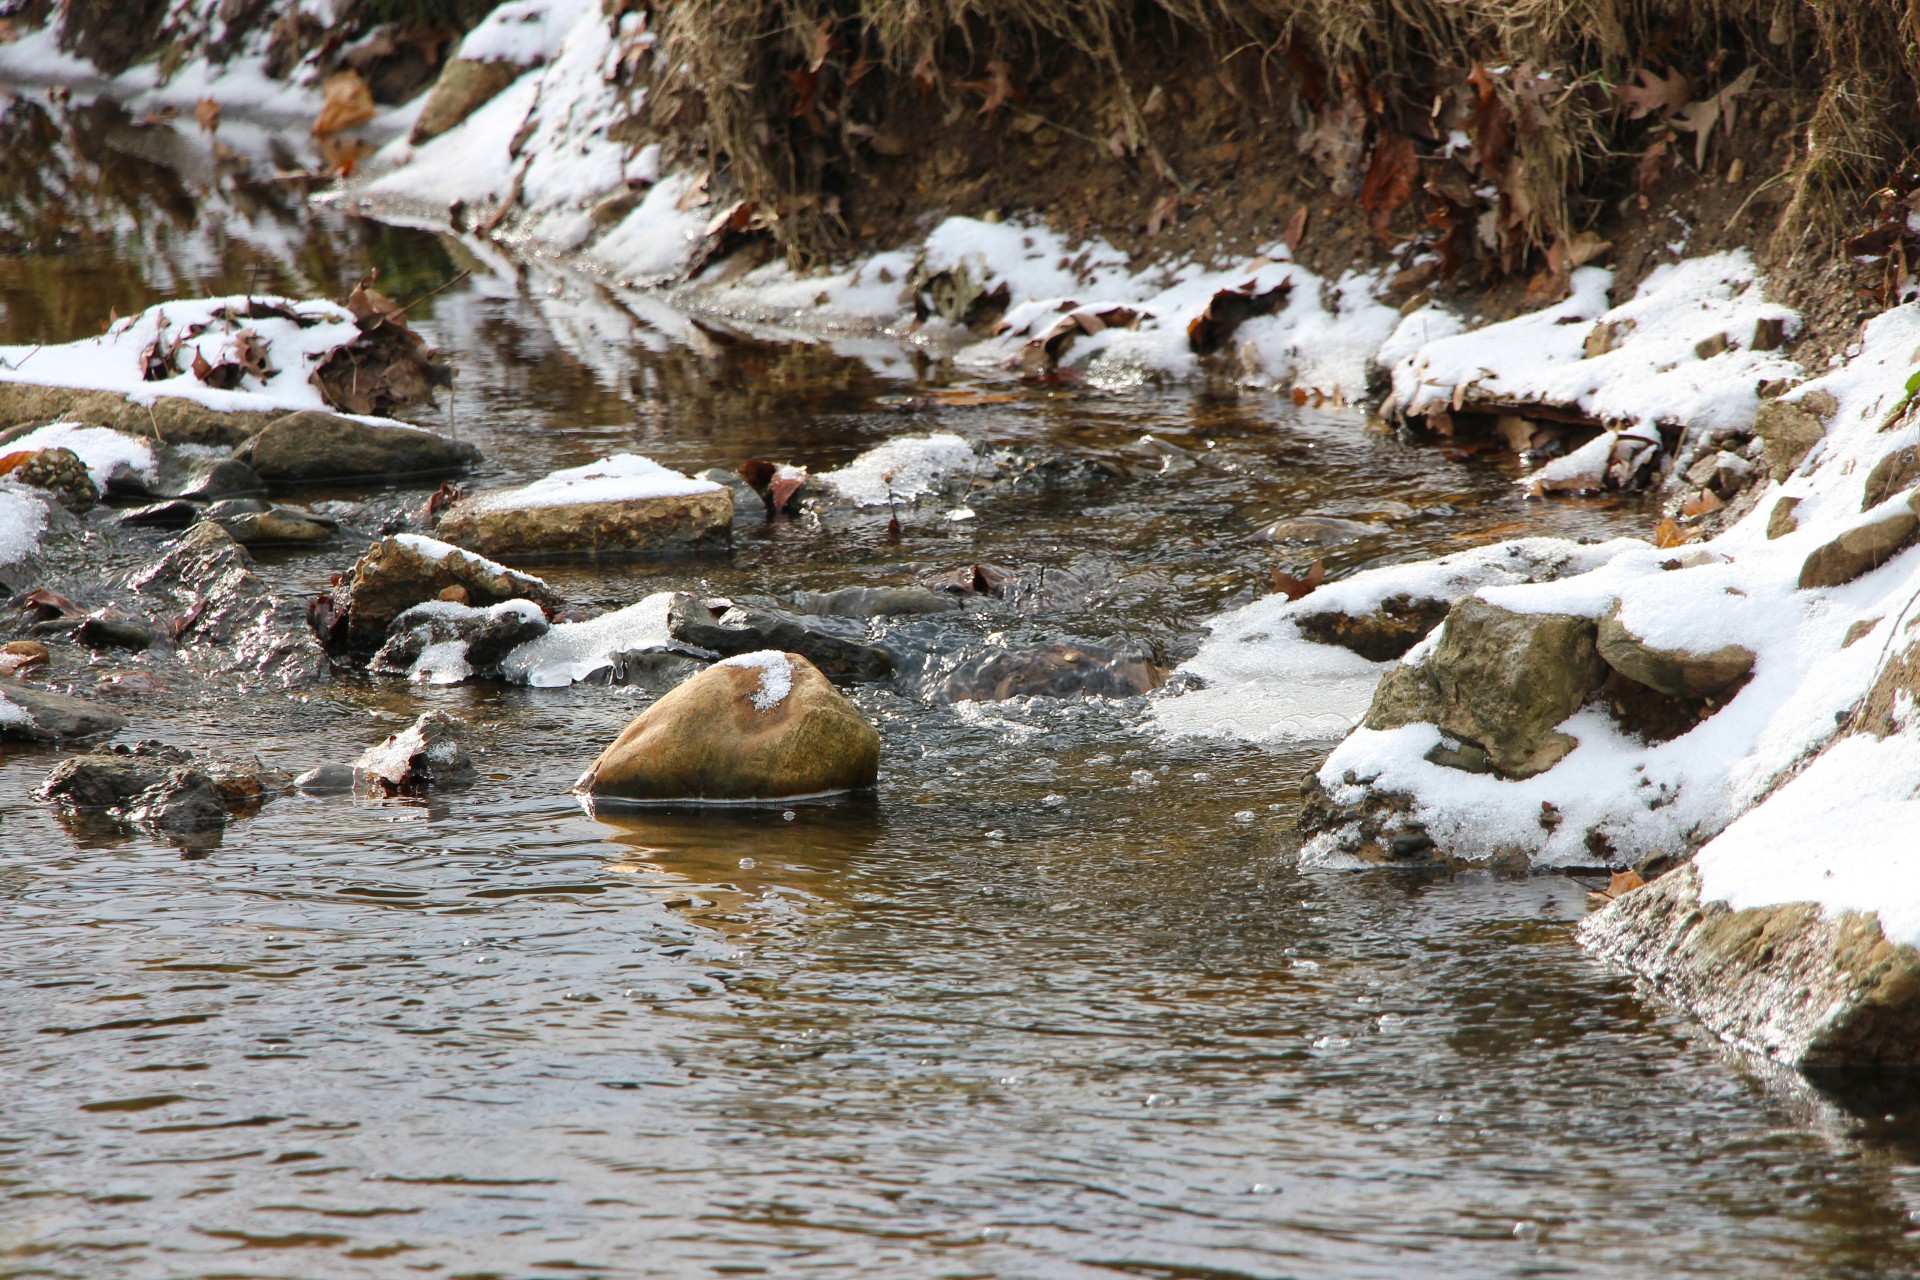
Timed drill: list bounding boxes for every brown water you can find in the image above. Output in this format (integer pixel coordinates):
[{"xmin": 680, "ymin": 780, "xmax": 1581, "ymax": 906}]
[{"xmin": 6, "ymin": 89, "xmax": 1920, "ymax": 1280}]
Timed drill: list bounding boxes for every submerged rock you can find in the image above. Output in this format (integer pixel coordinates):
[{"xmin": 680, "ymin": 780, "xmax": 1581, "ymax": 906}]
[
  {"xmin": 1583, "ymin": 863, "xmax": 1920, "ymax": 1069},
  {"xmin": 0, "ymin": 678, "xmax": 125, "ymax": 741},
  {"xmin": 1255, "ymin": 515, "xmax": 1383, "ymax": 545},
  {"xmin": 433, "ymin": 454, "xmax": 732, "ymax": 560},
  {"xmin": 235, "ymin": 411, "xmax": 480, "ymax": 485},
  {"xmin": 354, "ymin": 711, "xmax": 476, "ymax": 796},
  {"xmin": 39, "ymin": 742, "xmax": 289, "ymax": 845},
  {"xmin": 788, "ymin": 585, "xmax": 960, "ymax": 619},
  {"xmin": 1362, "ymin": 596, "xmax": 1604, "ymax": 779},
  {"xmin": 294, "ymin": 763, "xmax": 357, "ymax": 795},
  {"xmin": 938, "ymin": 643, "xmax": 1166, "ymax": 702},
  {"xmin": 576, "ymin": 651, "xmax": 879, "ymax": 804},
  {"xmin": 667, "ymin": 594, "xmax": 894, "ymax": 680},
  {"xmin": 328, "ymin": 534, "xmax": 563, "ymax": 651},
  {"xmin": 212, "ymin": 505, "xmax": 339, "ymax": 546}
]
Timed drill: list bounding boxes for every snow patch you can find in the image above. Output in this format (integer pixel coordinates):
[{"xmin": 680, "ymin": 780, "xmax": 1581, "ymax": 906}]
[
  {"xmin": 0, "ymin": 488, "xmax": 50, "ymax": 566},
  {"xmin": 466, "ymin": 454, "xmax": 720, "ymax": 512},
  {"xmin": 500, "ymin": 594, "xmax": 674, "ymax": 687},
  {"xmin": 718, "ymin": 650, "xmax": 793, "ymax": 712},
  {"xmin": 3, "ymin": 422, "xmax": 157, "ymax": 490},
  {"xmin": 816, "ymin": 433, "xmax": 977, "ymax": 507}
]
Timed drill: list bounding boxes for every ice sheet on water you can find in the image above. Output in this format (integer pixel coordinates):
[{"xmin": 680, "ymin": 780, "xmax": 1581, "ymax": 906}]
[{"xmin": 499, "ymin": 594, "xmax": 674, "ymax": 687}]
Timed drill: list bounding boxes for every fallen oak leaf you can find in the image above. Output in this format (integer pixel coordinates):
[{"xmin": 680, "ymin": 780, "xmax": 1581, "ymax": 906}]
[
  {"xmin": 195, "ymin": 97, "xmax": 220, "ymax": 133},
  {"xmin": 1588, "ymin": 867, "xmax": 1646, "ymax": 904},
  {"xmin": 1359, "ymin": 129, "xmax": 1418, "ymax": 247},
  {"xmin": 1270, "ymin": 559, "xmax": 1325, "ymax": 600},
  {"xmin": 958, "ymin": 59, "xmax": 1017, "ymax": 123},
  {"xmin": 1618, "ymin": 66, "xmax": 1691, "ymax": 120},
  {"xmin": 312, "ymin": 70, "xmax": 375, "ymax": 136}
]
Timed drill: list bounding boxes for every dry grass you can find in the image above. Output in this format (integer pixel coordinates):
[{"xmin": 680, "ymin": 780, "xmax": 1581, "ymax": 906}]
[{"xmin": 624, "ymin": 0, "xmax": 1920, "ymax": 269}]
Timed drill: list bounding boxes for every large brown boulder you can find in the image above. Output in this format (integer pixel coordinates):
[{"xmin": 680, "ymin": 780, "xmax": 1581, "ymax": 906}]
[
  {"xmin": 1363, "ymin": 596, "xmax": 1604, "ymax": 778},
  {"xmin": 434, "ymin": 455, "xmax": 732, "ymax": 560},
  {"xmin": 330, "ymin": 534, "xmax": 564, "ymax": 651},
  {"xmin": 576, "ymin": 652, "xmax": 880, "ymax": 804}
]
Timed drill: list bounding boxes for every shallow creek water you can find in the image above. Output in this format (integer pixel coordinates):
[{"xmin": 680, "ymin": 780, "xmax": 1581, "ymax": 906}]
[{"xmin": 7, "ymin": 93, "xmax": 1920, "ymax": 1279}]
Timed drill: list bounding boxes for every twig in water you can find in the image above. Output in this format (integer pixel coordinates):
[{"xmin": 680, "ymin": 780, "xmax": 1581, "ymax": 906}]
[{"xmin": 390, "ymin": 269, "xmax": 472, "ymax": 323}]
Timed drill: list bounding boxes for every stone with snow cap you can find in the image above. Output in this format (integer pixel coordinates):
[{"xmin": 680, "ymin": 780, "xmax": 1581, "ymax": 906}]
[
  {"xmin": 576, "ymin": 651, "xmax": 879, "ymax": 804},
  {"xmin": 434, "ymin": 453, "xmax": 732, "ymax": 560},
  {"xmin": 354, "ymin": 712, "xmax": 476, "ymax": 796},
  {"xmin": 1596, "ymin": 602, "xmax": 1754, "ymax": 700},
  {"xmin": 332, "ymin": 533, "xmax": 564, "ymax": 650}
]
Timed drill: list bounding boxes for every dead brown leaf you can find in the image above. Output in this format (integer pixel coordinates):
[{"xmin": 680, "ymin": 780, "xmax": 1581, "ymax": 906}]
[
  {"xmin": 1618, "ymin": 66, "xmax": 1691, "ymax": 121},
  {"xmin": 1188, "ymin": 280, "xmax": 1291, "ymax": 355},
  {"xmin": 195, "ymin": 97, "xmax": 220, "ymax": 133},
  {"xmin": 805, "ymin": 17, "xmax": 834, "ymax": 72},
  {"xmin": 1652, "ymin": 517, "xmax": 1700, "ymax": 548},
  {"xmin": 1680, "ymin": 488, "xmax": 1723, "ymax": 519},
  {"xmin": 959, "ymin": 59, "xmax": 1018, "ymax": 123},
  {"xmin": 1279, "ymin": 205, "xmax": 1309, "ymax": 254},
  {"xmin": 1270, "ymin": 559, "xmax": 1326, "ymax": 600},
  {"xmin": 1360, "ymin": 130, "xmax": 1418, "ymax": 247},
  {"xmin": 312, "ymin": 70, "xmax": 375, "ymax": 136},
  {"xmin": 1145, "ymin": 190, "xmax": 1180, "ymax": 237},
  {"xmin": 1588, "ymin": 867, "xmax": 1646, "ymax": 905}
]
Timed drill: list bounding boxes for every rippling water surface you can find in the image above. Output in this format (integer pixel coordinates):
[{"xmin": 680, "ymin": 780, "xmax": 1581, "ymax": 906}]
[{"xmin": 6, "ymin": 91, "xmax": 1920, "ymax": 1279}]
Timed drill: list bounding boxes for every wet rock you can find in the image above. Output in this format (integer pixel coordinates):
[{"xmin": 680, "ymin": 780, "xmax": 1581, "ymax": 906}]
[
  {"xmin": 147, "ymin": 452, "xmax": 266, "ymax": 503},
  {"xmin": 371, "ymin": 599, "xmax": 550, "ymax": 681},
  {"xmin": 596, "ymin": 648, "xmax": 709, "ymax": 692},
  {"xmin": 39, "ymin": 743, "xmax": 193, "ymax": 808},
  {"xmin": 234, "ymin": 411, "xmax": 480, "ymax": 485},
  {"xmin": 1, "ymin": 447, "xmax": 95, "ymax": 512},
  {"xmin": 0, "ymin": 678, "xmax": 125, "ymax": 741},
  {"xmin": 118, "ymin": 499, "xmax": 200, "ymax": 529},
  {"xmin": 73, "ymin": 615, "xmax": 156, "ymax": 651},
  {"xmin": 128, "ymin": 523, "xmax": 328, "ymax": 684},
  {"xmin": 667, "ymin": 594, "xmax": 894, "ymax": 681},
  {"xmin": 1582, "ymin": 863, "xmax": 1920, "ymax": 1070},
  {"xmin": 1298, "ymin": 770, "xmax": 1434, "ymax": 864},
  {"xmin": 433, "ymin": 461, "xmax": 732, "ymax": 560},
  {"xmin": 981, "ymin": 451, "xmax": 1127, "ymax": 497},
  {"xmin": 694, "ymin": 468, "xmax": 763, "ymax": 523},
  {"xmin": 1255, "ymin": 515, "xmax": 1383, "ymax": 545},
  {"xmin": 1862, "ymin": 446, "xmax": 1920, "ymax": 512},
  {"xmin": 1363, "ymin": 597, "xmax": 1605, "ymax": 779},
  {"xmin": 412, "ymin": 57, "xmax": 526, "ymax": 143},
  {"xmin": 329, "ymin": 535, "xmax": 564, "ymax": 651},
  {"xmin": 938, "ymin": 643, "xmax": 1166, "ymax": 702},
  {"xmin": 354, "ymin": 712, "xmax": 477, "ymax": 796},
  {"xmin": 788, "ymin": 585, "xmax": 961, "ymax": 619},
  {"xmin": 1596, "ymin": 604, "xmax": 1754, "ymax": 699},
  {"xmin": 576, "ymin": 652, "xmax": 879, "ymax": 804},
  {"xmin": 129, "ymin": 769, "xmax": 229, "ymax": 837},
  {"xmin": 1798, "ymin": 491, "xmax": 1920, "ymax": 589},
  {"xmin": 1754, "ymin": 391, "xmax": 1835, "ymax": 482},
  {"xmin": 295, "ymin": 763, "xmax": 357, "ymax": 795},
  {"xmin": 1295, "ymin": 594, "xmax": 1452, "ymax": 662},
  {"xmin": 213, "ymin": 505, "xmax": 339, "ymax": 546},
  {"xmin": 924, "ymin": 562, "xmax": 1100, "ymax": 611}
]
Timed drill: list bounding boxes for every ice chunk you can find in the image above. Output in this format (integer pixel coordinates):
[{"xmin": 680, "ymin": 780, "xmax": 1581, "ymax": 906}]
[
  {"xmin": 816, "ymin": 432, "xmax": 977, "ymax": 506},
  {"xmin": 0, "ymin": 488, "xmax": 49, "ymax": 567},
  {"xmin": 500, "ymin": 593, "xmax": 674, "ymax": 687},
  {"xmin": 717, "ymin": 649, "xmax": 793, "ymax": 711},
  {"xmin": 410, "ymin": 639, "xmax": 475, "ymax": 686}
]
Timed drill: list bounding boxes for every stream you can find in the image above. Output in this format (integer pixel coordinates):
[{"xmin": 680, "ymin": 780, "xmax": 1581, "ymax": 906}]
[{"xmin": 6, "ymin": 90, "xmax": 1920, "ymax": 1280}]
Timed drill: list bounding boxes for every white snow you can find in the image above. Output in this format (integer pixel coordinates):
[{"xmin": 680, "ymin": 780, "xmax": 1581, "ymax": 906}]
[
  {"xmin": 816, "ymin": 433, "xmax": 978, "ymax": 507},
  {"xmin": 718, "ymin": 650, "xmax": 793, "ymax": 712},
  {"xmin": 392, "ymin": 533, "xmax": 549, "ymax": 589},
  {"xmin": 499, "ymin": 593, "xmax": 674, "ymax": 687},
  {"xmin": 464, "ymin": 454, "xmax": 720, "ymax": 512},
  {"xmin": 1390, "ymin": 252, "xmax": 1800, "ymax": 444},
  {"xmin": 455, "ymin": 0, "xmax": 594, "ymax": 65},
  {"xmin": 0, "ymin": 295, "xmax": 393, "ymax": 421},
  {"xmin": 3, "ymin": 422, "xmax": 158, "ymax": 490},
  {"xmin": 0, "ymin": 488, "xmax": 50, "ymax": 566}
]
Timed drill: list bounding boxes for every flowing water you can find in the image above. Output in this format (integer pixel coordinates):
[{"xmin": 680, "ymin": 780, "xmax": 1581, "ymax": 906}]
[{"xmin": 6, "ymin": 91, "xmax": 1920, "ymax": 1280}]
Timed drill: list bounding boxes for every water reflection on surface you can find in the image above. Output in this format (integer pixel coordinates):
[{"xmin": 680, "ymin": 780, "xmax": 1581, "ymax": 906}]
[{"xmin": 4, "ymin": 86, "xmax": 1920, "ymax": 1280}]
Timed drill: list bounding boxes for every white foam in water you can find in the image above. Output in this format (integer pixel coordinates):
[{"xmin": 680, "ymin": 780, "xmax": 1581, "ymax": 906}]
[
  {"xmin": 467, "ymin": 453, "xmax": 721, "ymax": 513},
  {"xmin": 499, "ymin": 594, "xmax": 674, "ymax": 687},
  {"xmin": 718, "ymin": 650, "xmax": 793, "ymax": 711},
  {"xmin": 816, "ymin": 432, "xmax": 977, "ymax": 507},
  {"xmin": 4, "ymin": 422, "xmax": 157, "ymax": 490}
]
